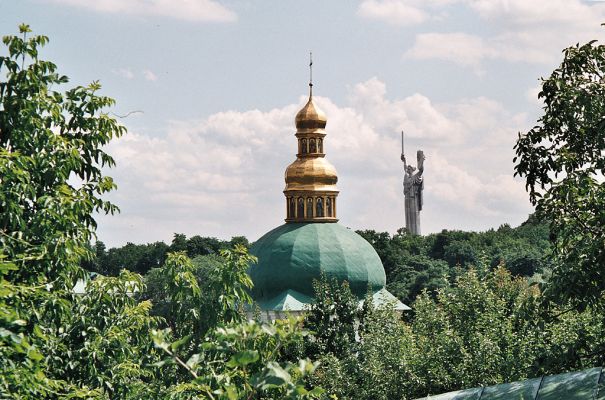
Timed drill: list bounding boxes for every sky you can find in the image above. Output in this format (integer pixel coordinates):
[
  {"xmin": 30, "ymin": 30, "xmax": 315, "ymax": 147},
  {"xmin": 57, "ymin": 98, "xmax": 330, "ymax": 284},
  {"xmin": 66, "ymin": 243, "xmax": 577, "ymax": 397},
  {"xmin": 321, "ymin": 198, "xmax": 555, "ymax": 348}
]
[{"xmin": 2, "ymin": 0, "xmax": 605, "ymax": 247}]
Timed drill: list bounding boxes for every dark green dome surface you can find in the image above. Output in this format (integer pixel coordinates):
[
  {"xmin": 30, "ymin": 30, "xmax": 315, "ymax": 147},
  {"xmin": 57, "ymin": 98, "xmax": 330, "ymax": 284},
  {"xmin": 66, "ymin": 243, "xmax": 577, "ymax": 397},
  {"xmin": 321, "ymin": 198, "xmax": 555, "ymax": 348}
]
[{"xmin": 249, "ymin": 223, "xmax": 386, "ymax": 301}]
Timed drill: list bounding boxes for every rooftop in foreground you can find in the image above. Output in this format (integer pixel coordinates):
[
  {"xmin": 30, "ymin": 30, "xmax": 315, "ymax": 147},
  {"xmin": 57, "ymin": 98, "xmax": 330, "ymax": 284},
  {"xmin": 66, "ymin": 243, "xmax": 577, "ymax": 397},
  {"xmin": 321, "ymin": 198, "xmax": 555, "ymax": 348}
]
[{"xmin": 415, "ymin": 367, "xmax": 605, "ymax": 400}]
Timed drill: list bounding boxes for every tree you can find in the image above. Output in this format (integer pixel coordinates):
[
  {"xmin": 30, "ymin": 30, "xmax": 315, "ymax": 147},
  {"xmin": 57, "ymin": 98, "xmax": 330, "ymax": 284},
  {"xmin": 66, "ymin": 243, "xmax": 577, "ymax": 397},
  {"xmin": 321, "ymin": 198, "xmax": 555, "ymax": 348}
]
[
  {"xmin": 386, "ymin": 254, "xmax": 448, "ymax": 304},
  {"xmin": 169, "ymin": 233, "xmax": 188, "ymax": 253},
  {"xmin": 151, "ymin": 317, "xmax": 323, "ymax": 400},
  {"xmin": 146, "ymin": 251, "xmax": 323, "ymax": 399},
  {"xmin": 309, "ymin": 305, "xmax": 413, "ymax": 400},
  {"xmin": 0, "ymin": 25, "xmax": 323, "ymax": 399},
  {"xmin": 0, "ymin": 25, "xmax": 122, "ymax": 286},
  {"xmin": 46, "ymin": 271, "xmax": 161, "ymax": 398},
  {"xmin": 186, "ymin": 234, "xmax": 222, "ymax": 257},
  {"xmin": 0, "ymin": 24, "xmax": 125, "ymax": 397},
  {"xmin": 230, "ymin": 235, "xmax": 250, "ymax": 249},
  {"xmin": 443, "ymin": 240, "xmax": 478, "ymax": 267},
  {"xmin": 409, "ymin": 265, "xmax": 605, "ymax": 398},
  {"xmin": 303, "ymin": 274, "xmax": 359, "ymax": 357},
  {"xmin": 514, "ymin": 34, "xmax": 605, "ymax": 309},
  {"xmin": 143, "ymin": 247, "xmax": 255, "ymax": 341},
  {"xmin": 305, "ymin": 264, "xmax": 605, "ymax": 399},
  {"xmin": 87, "ymin": 241, "xmax": 169, "ymax": 275}
]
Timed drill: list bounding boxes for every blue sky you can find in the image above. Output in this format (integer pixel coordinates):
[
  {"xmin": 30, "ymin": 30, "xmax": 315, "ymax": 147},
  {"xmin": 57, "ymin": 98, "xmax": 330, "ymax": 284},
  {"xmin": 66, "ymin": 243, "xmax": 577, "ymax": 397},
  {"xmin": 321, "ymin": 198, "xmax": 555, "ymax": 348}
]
[{"xmin": 2, "ymin": 0, "xmax": 604, "ymax": 247}]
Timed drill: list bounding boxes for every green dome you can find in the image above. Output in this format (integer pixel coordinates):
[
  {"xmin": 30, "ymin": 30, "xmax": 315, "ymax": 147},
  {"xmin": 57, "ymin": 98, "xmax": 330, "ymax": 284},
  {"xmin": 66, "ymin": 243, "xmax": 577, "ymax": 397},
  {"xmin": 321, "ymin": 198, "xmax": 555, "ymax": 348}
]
[{"xmin": 249, "ymin": 223, "xmax": 386, "ymax": 302}]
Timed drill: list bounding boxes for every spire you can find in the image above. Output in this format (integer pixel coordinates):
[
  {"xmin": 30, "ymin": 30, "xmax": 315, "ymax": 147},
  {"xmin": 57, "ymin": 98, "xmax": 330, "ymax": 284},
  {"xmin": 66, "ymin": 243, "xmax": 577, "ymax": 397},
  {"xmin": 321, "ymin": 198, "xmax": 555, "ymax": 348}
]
[
  {"xmin": 309, "ymin": 51, "xmax": 313, "ymax": 98},
  {"xmin": 296, "ymin": 53, "xmax": 326, "ymax": 131}
]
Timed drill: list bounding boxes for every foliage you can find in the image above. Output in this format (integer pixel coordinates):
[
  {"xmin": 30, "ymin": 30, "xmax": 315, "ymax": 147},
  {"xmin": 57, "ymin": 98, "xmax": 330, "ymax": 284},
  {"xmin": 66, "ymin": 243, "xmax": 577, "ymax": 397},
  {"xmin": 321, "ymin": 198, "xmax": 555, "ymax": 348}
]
[
  {"xmin": 84, "ymin": 234, "xmax": 249, "ymax": 276},
  {"xmin": 0, "ymin": 23, "xmax": 125, "ymax": 398},
  {"xmin": 46, "ymin": 271, "xmax": 162, "ymax": 398},
  {"xmin": 303, "ymin": 275, "xmax": 415, "ymax": 400},
  {"xmin": 357, "ymin": 216, "xmax": 550, "ymax": 305},
  {"xmin": 514, "ymin": 36, "xmax": 605, "ymax": 310},
  {"xmin": 310, "ymin": 305, "xmax": 413, "ymax": 400},
  {"xmin": 306, "ymin": 265, "xmax": 605, "ymax": 400},
  {"xmin": 406, "ymin": 266, "xmax": 605, "ymax": 397},
  {"xmin": 0, "ymin": 25, "xmax": 322, "ymax": 399},
  {"xmin": 150, "ymin": 252, "xmax": 203, "ymax": 339},
  {"xmin": 143, "ymin": 250, "xmax": 322, "ymax": 399},
  {"xmin": 143, "ymin": 247, "xmax": 254, "ymax": 342},
  {"xmin": 386, "ymin": 254, "xmax": 449, "ymax": 304},
  {"xmin": 89, "ymin": 240, "xmax": 169, "ymax": 276},
  {"xmin": 152, "ymin": 317, "xmax": 323, "ymax": 400},
  {"xmin": 408, "ymin": 266, "xmax": 543, "ymax": 396},
  {"xmin": 303, "ymin": 275, "xmax": 359, "ymax": 357},
  {"xmin": 145, "ymin": 253, "xmax": 220, "ymax": 330},
  {"xmin": 136, "ymin": 248, "xmax": 322, "ymax": 399}
]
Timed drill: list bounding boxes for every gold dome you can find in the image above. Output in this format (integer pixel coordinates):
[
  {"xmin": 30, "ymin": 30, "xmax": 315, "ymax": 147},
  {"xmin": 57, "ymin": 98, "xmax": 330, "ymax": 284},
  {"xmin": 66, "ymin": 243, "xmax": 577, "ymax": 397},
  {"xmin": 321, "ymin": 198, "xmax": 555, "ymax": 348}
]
[
  {"xmin": 284, "ymin": 157, "xmax": 338, "ymax": 192},
  {"xmin": 295, "ymin": 97, "xmax": 327, "ymax": 130}
]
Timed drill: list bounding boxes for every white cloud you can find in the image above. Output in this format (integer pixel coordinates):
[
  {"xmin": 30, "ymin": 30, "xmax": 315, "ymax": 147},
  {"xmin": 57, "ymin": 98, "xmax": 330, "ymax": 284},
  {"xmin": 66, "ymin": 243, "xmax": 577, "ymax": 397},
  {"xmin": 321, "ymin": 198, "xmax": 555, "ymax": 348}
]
[
  {"xmin": 45, "ymin": 0, "xmax": 237, "ymax": 23},
  {"xmin": 111, "ymin": 67, "xmax": 134, "ymax": 79},
  {"xmin": 404, "ymin": 32, "xmax": 496, "ymax": 74},
  {"xmin": 430, "ymin": 156, "xmax": 527, "ymax": 217},
  {"xmin": 357, "ymin": 0, "xmax": 457, "ymax": 25},
  {"xmin": 347, "ymin": 77, "xmax": 466, "ymax": 142},
  {"xmin": 467, "ymin": 0, "xmax": 605, "ymax": 26},
  {"xmin": 481, "ymin": 0, "xmax": 605, "ymax": 65},
  {"xmin": 364, "ymin": 0, "xmax": 605, "ymax": 72},
  {"xmin": 112, "ymin": 68, "xmax": 160, "ymax": 82},
  {"xmin": 142, "ymin": 69, "xmax": 158, "ymax": 82},
  {"xmin": 97, "ymin": 78, "xmax": 533, "ymax": 246},
  {"xmin": 357, "ymin": 0, "xmax": 429, "ymax": 26}
]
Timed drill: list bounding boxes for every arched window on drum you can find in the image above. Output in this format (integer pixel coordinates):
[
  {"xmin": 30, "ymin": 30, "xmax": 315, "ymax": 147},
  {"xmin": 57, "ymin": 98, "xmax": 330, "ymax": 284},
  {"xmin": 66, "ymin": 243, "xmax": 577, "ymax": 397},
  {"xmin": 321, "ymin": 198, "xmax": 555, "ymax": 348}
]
[
  {"xmin": 307, "ymin": 198, "xmax": 313, "ymax": 219},
  {"xmin": 297, "ymin": 197, "xmax": 304, "ymax": 219},
  {"xmin": 289, "ymin": 197, "xmax": 295, "ymax": 218},
  {"xmin": 316, "ymin": 197, "xmax": 324, "ymax": 217}
]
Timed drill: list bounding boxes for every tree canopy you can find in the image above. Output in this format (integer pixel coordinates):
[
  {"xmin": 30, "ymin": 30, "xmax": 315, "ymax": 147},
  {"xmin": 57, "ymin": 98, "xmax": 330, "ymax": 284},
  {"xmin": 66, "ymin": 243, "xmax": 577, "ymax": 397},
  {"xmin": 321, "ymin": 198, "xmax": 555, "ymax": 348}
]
[
  {"xmin": 0, "ymin": 25, "xmax": 321, "ymax": 399},
  {"xmin": 514, "ymin": 36, "xmax": 605, "ymax": 310}
]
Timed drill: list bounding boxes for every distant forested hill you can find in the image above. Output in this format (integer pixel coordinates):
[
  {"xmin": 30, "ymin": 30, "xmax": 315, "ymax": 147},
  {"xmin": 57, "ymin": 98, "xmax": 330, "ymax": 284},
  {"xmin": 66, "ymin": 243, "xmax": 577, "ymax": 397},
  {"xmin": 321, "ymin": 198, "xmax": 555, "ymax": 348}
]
[
  {"xmin": 85, "ymin": 214, "xmax": 550, "ymax": 305},
  {"xmin": 357, "ymin": 214, "xmax": 550, "ymax": 305},
  {"xmin": 83, "ymin": 234, "xmax": 249, "ymax": 276}
]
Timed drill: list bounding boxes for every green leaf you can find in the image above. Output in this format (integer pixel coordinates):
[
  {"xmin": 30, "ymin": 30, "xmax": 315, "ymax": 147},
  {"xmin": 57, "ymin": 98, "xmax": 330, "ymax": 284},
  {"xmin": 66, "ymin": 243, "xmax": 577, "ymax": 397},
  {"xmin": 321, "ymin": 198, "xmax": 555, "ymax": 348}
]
[
  {"xmin": 0, "ymin": 262, "xmax": 18, "ymax": 274},
  {"xmin": 226, "ymin": 350, "xmax": 259, "ymax": 367},
  {"xmin": 225, "ymin": 386, "xmax": 238, "ymax": 400},
  {"xmin": 170, "ymin": 334, "xmax": 192, "ymax": 352},
  {"xmin": 256, "ymin": 362, "xmax": 291, "ymax": 390},
  {"xmin": 186, "ymin": 353, "xmax": 200, "ymax": 370}
]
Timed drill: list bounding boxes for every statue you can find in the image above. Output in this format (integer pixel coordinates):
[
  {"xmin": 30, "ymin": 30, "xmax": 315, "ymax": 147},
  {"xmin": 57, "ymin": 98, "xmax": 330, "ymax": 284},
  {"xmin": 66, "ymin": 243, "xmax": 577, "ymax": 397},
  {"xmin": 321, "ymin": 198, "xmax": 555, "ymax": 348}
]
[{"xmin": 400, "ymin": 131, "xmax": 425, "ymax": 235}]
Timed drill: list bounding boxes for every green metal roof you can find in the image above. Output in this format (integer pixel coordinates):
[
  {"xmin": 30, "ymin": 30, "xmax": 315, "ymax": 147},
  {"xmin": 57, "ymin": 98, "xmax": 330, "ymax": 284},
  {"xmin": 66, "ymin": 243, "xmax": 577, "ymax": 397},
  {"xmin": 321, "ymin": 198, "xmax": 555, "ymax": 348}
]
[
  {"xmin": 416, "ymin": 367, "xmax": 605, "ymax": 400},
  {"xmin": 249, "ymin": 222, "xmax": 387, "ymax": 302},
  {"xmin": 255, "ymin": 287, "xmax": 410, "ymax": 312},
  {"xmin": 366, "ymin": 287, "xmax": 410, "ymax": 311},
  {"xmin": 255, "ymin": 289, "xmax": 314, "ymax": 311}
]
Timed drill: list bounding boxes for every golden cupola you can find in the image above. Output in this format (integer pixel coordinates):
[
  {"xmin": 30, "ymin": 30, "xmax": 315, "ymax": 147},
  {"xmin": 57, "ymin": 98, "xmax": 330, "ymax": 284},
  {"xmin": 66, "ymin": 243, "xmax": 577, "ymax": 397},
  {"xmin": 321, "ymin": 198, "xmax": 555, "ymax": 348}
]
[{"xmin": 284, "ymin": 78, "xmax": 339, "ymax": 223}]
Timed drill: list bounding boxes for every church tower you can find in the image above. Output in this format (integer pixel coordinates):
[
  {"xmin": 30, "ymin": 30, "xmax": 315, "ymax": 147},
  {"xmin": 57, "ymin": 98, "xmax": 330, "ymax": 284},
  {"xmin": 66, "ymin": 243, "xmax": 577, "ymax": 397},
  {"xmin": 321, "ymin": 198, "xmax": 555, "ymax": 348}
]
[
  {"xmin": 284, "ymin": 85, "xmax": 339, "ymax": 222},
  {"xmin": 248, "ymin": 63, "xmax": 408, "ymax": 320}
]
